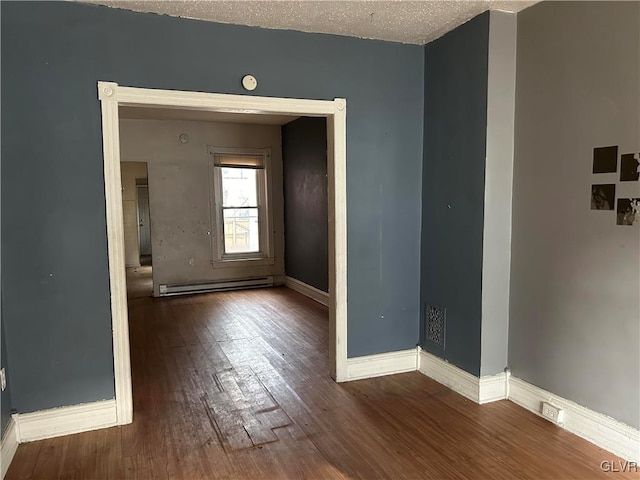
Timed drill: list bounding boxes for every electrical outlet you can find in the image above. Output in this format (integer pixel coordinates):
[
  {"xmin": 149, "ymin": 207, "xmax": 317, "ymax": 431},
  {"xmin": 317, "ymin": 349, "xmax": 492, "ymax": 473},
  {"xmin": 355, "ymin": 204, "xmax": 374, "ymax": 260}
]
[
  {"xmin": 0, "ymin": 368, "xmax": 6, "ymax": 392},
  {"xmin": 541, "ymin": 401, "xmax": 564, "ymax": 424}
]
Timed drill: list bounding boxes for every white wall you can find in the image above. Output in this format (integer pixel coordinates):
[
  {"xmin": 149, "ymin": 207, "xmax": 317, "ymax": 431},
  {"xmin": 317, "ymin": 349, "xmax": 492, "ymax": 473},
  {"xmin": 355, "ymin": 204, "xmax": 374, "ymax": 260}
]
[
  {"xmin": 120, "ymin": 161, "xmax": 148, "ymax": 267},
  {"xmin": 480, "ymin": 11, "xmax": 516, "ymax": 376},
  {"xmin": 510, "ymin": 1, "xmax": 640, "ymax": 428},
  {"xmin": 119, "ymin": 119, "xmax": 284, "ymax": 295}
]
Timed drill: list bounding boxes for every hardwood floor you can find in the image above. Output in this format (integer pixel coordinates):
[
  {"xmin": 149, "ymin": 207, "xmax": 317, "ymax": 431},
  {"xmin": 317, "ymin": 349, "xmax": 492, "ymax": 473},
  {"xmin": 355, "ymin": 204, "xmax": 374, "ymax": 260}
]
[
  {"xmin": 6, "ymin": 282, "xmax": 636, "ymax": 479},
  {"xmin": 126, "ymin": 266, "xmax": 153, "ymax": 300}
]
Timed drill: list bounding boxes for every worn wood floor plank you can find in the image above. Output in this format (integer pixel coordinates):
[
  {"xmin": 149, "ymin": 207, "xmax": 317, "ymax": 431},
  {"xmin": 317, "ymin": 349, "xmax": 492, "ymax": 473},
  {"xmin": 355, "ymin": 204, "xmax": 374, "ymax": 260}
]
[{"xmin": 5, "ymin": 269, "xmax": 636, "ymax": 479}]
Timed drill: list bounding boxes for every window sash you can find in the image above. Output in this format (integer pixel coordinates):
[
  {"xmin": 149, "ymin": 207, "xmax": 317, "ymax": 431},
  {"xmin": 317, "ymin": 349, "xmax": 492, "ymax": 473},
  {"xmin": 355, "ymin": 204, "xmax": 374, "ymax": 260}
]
[
  {"xmin": 222, "ymin": 207, "xmax": 260, "ymax": 254},
  {"xmin": 220, "ymin": 167, "xmax": 258, "ymax": 208}
]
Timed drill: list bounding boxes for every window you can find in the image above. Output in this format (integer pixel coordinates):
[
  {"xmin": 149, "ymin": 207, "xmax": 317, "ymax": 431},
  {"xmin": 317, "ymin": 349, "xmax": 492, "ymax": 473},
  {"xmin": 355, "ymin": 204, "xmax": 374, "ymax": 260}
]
[
  {"xmin": 221, "ymin": 167, "xmax": 259, "ymax": 253},
  {"xmin": 209, "ymin": 147, "xmax": 273, "ymax": 265}
]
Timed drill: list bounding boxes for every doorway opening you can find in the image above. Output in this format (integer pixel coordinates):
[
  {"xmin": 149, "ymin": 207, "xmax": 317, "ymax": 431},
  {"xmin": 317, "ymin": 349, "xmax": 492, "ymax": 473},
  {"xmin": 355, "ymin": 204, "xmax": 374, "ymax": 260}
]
[
  {"xmin": 120, "ymin": 162, "xmax": 153, "ymax": 300},
  {"xmin": 98, "ymin": 82, "xmax": 347, "ymax": 425},
  {"xmin": 137, "ymin": 182, "xmax": 152, "ymax": 267}
]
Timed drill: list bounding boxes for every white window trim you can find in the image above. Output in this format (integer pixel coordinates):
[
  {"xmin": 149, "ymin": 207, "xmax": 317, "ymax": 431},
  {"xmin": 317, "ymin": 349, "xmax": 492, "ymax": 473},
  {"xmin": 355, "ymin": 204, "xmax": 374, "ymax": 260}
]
[
  {"xmin": 98, "ymin": 82, "xmax": 347, "ymax": 427},
  {"xmin": 207, "ymin": 146, "xmax": 275, "ymax": 268}
]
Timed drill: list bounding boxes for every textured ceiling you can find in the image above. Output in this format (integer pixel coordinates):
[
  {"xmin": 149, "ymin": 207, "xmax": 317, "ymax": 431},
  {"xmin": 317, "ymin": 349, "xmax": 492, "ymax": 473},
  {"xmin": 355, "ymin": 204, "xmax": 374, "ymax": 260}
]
[{"xmin": 81, "ymin": 0, "xmax": 537, "ymax": 44}]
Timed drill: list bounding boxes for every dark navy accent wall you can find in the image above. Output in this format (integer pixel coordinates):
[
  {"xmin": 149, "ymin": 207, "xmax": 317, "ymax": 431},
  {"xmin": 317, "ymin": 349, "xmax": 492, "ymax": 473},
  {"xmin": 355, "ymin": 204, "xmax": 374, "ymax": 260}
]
[
  {"xmin": 420, "ymin": 13, "xmax": 489, "ymax": 376},
  {"xmin": 1, "ymin": 1, "xmax": 423, "ymax": 413},
  {"xmin": 282, "ymin": 117, "xmax": 329, "ymax": 293}
]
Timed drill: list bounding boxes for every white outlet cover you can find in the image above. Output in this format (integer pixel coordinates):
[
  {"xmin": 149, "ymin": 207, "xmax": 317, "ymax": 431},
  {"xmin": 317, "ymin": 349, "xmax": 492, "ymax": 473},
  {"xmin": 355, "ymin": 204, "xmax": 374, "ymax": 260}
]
[
  {"xmin": 242, "ymin": 74, "xmax": 257, "ymax": 91},
  {"xmin": 541, "ymin": 401, "xmax": 564, "ymax": 424},
  {"xmin": 0, "ymin": 368, "xmax": 6, "ymax": 391}
]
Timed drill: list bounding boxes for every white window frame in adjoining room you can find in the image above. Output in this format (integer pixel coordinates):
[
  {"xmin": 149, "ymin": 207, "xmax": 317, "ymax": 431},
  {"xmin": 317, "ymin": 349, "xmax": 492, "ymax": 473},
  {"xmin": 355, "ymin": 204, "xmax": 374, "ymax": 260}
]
[
  {"xmin": 98, "ymin": 81, "xmax": 348, "ymax": 426},
  {"xmin": 208, "ymin": 146, "xmax": 275, "ymax": 268}
]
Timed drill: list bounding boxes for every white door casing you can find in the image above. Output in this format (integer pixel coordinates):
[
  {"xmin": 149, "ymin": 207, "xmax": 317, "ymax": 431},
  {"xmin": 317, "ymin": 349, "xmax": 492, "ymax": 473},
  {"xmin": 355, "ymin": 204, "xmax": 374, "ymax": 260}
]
[{"xmin": 98, "ymin": 82, "xmax": 348, "ymax": 424}]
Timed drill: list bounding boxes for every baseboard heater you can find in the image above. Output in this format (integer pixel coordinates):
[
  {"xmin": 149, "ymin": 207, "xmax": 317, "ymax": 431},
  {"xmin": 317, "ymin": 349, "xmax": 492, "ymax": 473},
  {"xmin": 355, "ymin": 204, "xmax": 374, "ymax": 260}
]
[{"xmin": 159, "ymin": 276, "xmax": 274, "ymax": 296}]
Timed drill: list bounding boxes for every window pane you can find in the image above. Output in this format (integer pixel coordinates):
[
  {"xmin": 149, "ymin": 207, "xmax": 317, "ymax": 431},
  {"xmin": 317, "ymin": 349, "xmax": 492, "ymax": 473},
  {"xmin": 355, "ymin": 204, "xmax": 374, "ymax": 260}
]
[
  {"xmin": 221, "ymin": 167, "xmax": 257, "ymax": 207},
  {"xmin": 223, "ymin": 208, "xmax": 259, "ymax": 253}
]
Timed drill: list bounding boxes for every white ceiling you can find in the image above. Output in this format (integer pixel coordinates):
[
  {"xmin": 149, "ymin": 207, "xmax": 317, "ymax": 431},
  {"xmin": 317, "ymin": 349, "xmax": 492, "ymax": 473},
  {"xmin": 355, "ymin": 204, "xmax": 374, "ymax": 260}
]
[
  {"xmin": 82, "ymin": 0, "xmax": 537, "ymax": 45},
  {"xmin": 119, "ymin": 106, "xmax": 299, "ymax": 126}
]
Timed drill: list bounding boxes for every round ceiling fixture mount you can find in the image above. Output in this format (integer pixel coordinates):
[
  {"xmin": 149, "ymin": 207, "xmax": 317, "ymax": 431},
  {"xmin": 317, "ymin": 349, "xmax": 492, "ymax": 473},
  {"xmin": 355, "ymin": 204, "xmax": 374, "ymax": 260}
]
[
  {"xmin": 242, "ymin": 74, "xmax": 258, "ymax": 91},
  {"xmin": 179, "ymin": 133, "xmax": 189, "ymax": 144}
]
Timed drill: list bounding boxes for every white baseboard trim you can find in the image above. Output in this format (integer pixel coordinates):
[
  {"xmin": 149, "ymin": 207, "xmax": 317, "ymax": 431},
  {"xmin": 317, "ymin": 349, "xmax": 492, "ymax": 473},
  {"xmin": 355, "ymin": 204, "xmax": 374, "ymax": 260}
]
[
  {"xmin": 1, "ymin": 418, "xmax": 18, "ymax": 480},
  {"xmin": 479, "ymin": 371, "xmax": 509, "ymax": 404},
  {"xmin": 418, "ymin": 349, "xmax": 481, "ymax": 402},
  {"xmin": 346, "ymin": 348, "xmax": 418, "ymax": 381},
  {"xmin": 284, "ymin": 276, "xmax": 329, "ymax": 307},
  {"xmin": 509, "ymin": 376, "xmax": 640, "ymax": 462},
  {"xmin": 15, "ymin": 399, "xmax": 117, "ymax": 443},
  {"xmin": 417, "ymin": 351, "xmax": 639, "ymax": 461},
  {"xmin": 417, "ymin": 349, "xmax": 508, "ymax": 404}
]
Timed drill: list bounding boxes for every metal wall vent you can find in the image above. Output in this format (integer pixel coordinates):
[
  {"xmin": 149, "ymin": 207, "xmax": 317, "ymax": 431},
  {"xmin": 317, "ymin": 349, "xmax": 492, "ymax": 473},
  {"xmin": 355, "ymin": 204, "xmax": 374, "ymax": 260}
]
[{"xmin": 424, "ymin": 305, "xmax": 446, "ymax": 350}]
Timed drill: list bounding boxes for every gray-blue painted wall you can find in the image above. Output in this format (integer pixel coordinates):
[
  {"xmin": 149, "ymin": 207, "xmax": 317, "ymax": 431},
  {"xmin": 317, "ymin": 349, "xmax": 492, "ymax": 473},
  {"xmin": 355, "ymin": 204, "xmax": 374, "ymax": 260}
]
[
  {"xmin": 282, "ymin": 117, "xmax": 329, "ymax": 293},
  {"xmin": 1, "ymin": 1, "xmax": 424, "ymax": 413},
  {"xmin": 420, "ymin": 12, "xmax": 489, "ymax": 376}
]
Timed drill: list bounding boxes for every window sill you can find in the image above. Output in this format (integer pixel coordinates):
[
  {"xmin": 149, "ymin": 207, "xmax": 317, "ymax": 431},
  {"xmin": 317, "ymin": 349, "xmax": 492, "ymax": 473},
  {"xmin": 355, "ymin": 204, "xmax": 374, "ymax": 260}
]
[{"xmin": 210, "ymin": 257, "xmax": 275, "ymax": 269}]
